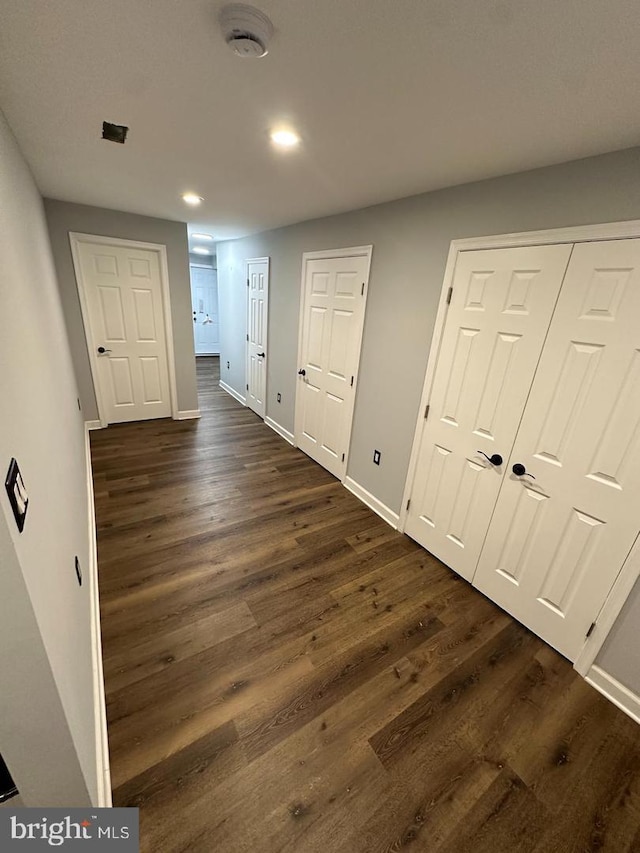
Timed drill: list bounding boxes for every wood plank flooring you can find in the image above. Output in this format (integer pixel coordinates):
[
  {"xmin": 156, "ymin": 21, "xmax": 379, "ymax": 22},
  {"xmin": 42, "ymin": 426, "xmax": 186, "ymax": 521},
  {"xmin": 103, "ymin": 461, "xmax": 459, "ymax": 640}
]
[{"xmin": 92, "ymin": 357, "xmax": 640, "ymax": 852}]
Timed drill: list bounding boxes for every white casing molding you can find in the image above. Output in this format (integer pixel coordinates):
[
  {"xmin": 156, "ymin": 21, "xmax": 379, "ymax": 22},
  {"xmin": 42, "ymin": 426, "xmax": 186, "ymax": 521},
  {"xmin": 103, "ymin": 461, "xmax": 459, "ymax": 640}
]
[
  {"xmin": 586, "ymin": 665, "xmax": 640, "ymax": 726},
  {"xmin": 265, "ymin": 416, "xmax": 295, "ymax": 445},
  {"xmin": 85, "ymin": 420, "xmax": 103, "ymax": 431},
  {"xmin": 343, "ymin": 476, "xmax": 399, "ymax": 529},
  {"xmin": 84, "ymin": 424, "xmax": 112, "ymax": 806},
  {"xmin": 219, "ymin": 380, "xmax": 246, "ymax": 406}
]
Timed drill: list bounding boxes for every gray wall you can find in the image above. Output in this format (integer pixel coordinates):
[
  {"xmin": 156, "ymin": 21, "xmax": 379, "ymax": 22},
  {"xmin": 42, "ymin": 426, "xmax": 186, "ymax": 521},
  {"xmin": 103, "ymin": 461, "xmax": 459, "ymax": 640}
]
[
  {"xmin": 0, "ymin": 110, "xmax": 95, "ymax": 804},
  {"xmin": 45, "ymin": 200, "xmax": 198, "ymax": 421},
  {"xmin": 596, "ymin": 577, "xmax": 640, "ymax": 692},
  {"xmin": 189, "ymin": 252, "xmax": 217, "ymax": 268},
  {"xmin": 217, "ymin": 145, "xmax": 640, "ymax": 695}
]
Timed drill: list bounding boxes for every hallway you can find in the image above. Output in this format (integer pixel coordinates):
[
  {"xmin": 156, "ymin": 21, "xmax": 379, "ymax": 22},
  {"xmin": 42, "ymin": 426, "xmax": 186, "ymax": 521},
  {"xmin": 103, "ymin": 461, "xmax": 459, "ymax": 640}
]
[{"xmin": 92, "ymin": 357, "xmax": 640, "ymax": 852}]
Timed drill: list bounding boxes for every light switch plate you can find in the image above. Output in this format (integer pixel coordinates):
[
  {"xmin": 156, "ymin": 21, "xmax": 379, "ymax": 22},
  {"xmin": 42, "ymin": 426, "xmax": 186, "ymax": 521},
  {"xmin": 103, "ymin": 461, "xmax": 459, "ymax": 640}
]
[{"xmin": 5, "ymin": 458, "xmax": 28, "ymax": 533}]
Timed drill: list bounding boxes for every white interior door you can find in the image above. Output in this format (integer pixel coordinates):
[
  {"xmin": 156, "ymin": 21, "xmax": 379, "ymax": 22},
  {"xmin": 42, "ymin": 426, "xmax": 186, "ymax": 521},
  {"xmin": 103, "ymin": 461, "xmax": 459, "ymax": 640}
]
[
  {"xmin": 74, "ymin": 237, "xmax": 172, "ymax": 424},
  {"xmin": 404, "ymin": 245, "xmax": 573, "ymax": 580},
  {"xmin": 474, "ymin": 238, "xmax": 640, "ymax": 660},
  {"xmin": 295, "ymin": 248, "xmax": 372, "ymax": 479},
  {"xmin": 246, "ymin": 258, "xmax": 269, "ymax": 418},
  {"xmin": 190, "ymin": 266, "xmax": 219, "ymax": 355}
]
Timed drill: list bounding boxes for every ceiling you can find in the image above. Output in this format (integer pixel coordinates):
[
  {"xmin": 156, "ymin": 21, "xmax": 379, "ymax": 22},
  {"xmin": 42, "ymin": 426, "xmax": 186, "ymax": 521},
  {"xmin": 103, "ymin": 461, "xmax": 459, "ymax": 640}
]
[{"xmin": 1, "ymin": 0, "xmax": 640, "ymax": 243}]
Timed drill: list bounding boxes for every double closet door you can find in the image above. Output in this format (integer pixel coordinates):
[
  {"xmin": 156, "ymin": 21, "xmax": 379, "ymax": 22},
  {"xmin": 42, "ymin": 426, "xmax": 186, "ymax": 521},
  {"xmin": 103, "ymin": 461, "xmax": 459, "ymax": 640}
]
[{"xmin": 406, "ymin": 238, "xmax": 640, "ymax": 661}]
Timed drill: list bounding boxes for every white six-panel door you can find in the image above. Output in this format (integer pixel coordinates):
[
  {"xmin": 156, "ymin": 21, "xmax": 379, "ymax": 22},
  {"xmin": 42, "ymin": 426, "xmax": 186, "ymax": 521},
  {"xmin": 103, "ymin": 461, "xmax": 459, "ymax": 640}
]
[
  {"xmin": 190, "ymin": 265, "xmax": 219, "ymax": 355},
  {"xmin": 295, "ymin": 249, "xmax": 371, "ymax": 479},
  {"xmin": 405, "ymin": 245, "xmax": 573, "ymax": 580},
  {"xmin": 74, "ymin": 237, "xmax": 172, "ymax": 424},
  {"xmin": 474, "ymin": 238, "xmax": 640, "ymax": 660},
  {"xmin": 246, "ymin": 258, "xmax": 269, "ymax": 419}
]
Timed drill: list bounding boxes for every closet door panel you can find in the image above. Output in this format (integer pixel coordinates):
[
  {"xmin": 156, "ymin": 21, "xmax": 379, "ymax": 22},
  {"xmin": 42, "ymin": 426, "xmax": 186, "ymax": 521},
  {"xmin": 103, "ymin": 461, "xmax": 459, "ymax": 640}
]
[{"xmin": 405, "ymin": 244, "xmax": 572, "ymax": 580}]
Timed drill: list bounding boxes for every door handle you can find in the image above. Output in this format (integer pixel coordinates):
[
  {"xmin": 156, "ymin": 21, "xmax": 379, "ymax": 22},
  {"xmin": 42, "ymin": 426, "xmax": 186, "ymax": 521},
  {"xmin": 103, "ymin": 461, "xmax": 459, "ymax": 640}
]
[
  {"xmin": 257, "ymin": 352, "xmax": 265, "ymax": 358},
  {"xmin": 477, "ymin": 451, "xmax": 503, "ymax": 466},
  {"xmin": 97, "ymin": 346, "xmax": 112, "ymax": 354},
  {"xmin": 512, "ymin": 463, "xmax": 535, "ymax": 479},
  {"xmin": 298, "ymin": 369, "xmax": 306, "ymax": 376}
]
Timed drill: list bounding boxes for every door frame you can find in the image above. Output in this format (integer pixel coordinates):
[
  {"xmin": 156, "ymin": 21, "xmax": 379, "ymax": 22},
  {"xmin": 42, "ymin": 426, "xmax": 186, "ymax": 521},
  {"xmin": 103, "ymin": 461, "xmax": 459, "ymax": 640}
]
[
  {"xmin": 70, "ymin": 232, "xmax": 179, "ymax": 428},
  {"xmin": 294, "ymin": 244, "xmax": 373, "ymax": 481},
  {"xmin": 245, "ymin": 256, "xmax": 270, "ymax": 418},
  {"xmin": 190, "ymin": 262, "xmax": 220, "ymax": 356},
  {"xmin": 399, "ymin": 218, "xmax": 640, "ymax": 676}
]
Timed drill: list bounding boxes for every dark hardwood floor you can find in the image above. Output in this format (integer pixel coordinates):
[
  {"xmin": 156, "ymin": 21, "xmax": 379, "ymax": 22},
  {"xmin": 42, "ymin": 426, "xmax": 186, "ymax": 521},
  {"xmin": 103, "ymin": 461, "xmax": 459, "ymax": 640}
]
[{"xmin": 92, "ymin": 357, "xmax": 640, "ymax": 852}]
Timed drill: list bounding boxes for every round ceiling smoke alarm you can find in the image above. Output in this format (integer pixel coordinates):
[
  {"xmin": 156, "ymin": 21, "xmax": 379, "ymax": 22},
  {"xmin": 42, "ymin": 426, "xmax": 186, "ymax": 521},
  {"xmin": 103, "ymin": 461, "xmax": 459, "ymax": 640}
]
[{"xmin": 219, "ymin": 3, "xmax": 274, "ymax": 58}]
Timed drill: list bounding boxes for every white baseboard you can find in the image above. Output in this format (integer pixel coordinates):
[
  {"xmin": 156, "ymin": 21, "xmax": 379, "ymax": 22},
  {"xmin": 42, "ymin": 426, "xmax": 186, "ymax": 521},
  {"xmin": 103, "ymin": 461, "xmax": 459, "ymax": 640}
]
[
  {"xmin": 343, "ymin": 476, "xmax": 399, "ymax": 529},
  {"xmin": 176, "ymin": 409, "xmax": 201, "ymax": 420},
  {"xmin": 85, "ymin": 420, "xmax": 102, "ymax": 431},
  {"xmin": 84, "ymin": 425, "xmax": 112, "ymax": 807},
  {"xmin": 586, "ymin": 665, "xmax": 640, "ymax": 726},
  {"xmin": 265, "ymin": 416, "xmax": 295, "ymax": 446},
  {"xmin": 219, "ymin": 380, "xmax": 246, "ymax": 406}
]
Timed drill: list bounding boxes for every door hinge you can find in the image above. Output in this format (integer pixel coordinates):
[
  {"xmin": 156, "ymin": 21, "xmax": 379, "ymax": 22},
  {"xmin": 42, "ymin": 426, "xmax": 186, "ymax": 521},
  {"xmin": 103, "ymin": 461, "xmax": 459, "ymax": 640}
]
[
  {"xmin": 406, "ymin": 498, "xmax": 411, "ymax": 511},
  {"xmin": 361, "ymin": 282, "xmax": 365, "ymax": 296},
  {"xmin": 446, "ymin": 286, "xmax": 453, "ymax": 305},
  {"xmin": 424, "ymin": 403, "xmax": 430, "ymax": 420},
  {"xmin": 341, "ymin": 453, "xmax": 345, "ymax": 462},
  {"xmin": 246, "ymin": 384, "xmax": 249, "ymax": 391},
  {"xmin": 586, "ymin": 621, "xmax": 596, "ymax": 638},
  {"xmin": 247, "ymin": 278, "xmax": 250, "ymax": 287},
  {"xmin": 350, "ymin": 376, "xmax": 354, "ymax": 387},
  {"xmin": 246, "ymin": 334, "xmax": 249, "ymax": 341}
]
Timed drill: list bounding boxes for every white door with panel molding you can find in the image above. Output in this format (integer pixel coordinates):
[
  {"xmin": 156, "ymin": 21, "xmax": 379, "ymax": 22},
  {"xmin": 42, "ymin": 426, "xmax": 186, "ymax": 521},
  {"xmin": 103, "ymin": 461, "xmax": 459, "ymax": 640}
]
[
  {"xmin": 295, "ymin": 247, "xmax": 372, "ymax": 479},
  {"xmin": 71, "ymin": 234, "xmax": 173, "ymax": 424},
  {"xmin": 475, "ymin": 238, "xmax": 640, "ymax": 660},
  {"xmin": 405, "ymin": 244, "xmax": 573, "ymax": 580},
  {"xmin": 246, "ymin": 258, "xmax": 269, "ymax": 418},
  {"xmin": 190, "ymin": 265, "xmax": 219, "ymax": 355}
]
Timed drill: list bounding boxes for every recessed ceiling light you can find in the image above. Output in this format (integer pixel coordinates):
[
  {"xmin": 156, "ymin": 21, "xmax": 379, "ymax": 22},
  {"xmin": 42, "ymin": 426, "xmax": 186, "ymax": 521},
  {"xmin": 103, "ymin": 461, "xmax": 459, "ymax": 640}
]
[
  {"xmin": 192, "ymin": 247, "xmax": 210, "ymax": 255},
  {"xmin": 192, "ymin": 233, "xmax": 214, "ymax": 241},
  {"xmin": 270, "ymin": 129, "xmax": 300, "ymax": 149},
  {"xmin": 182, "ymin": 192, "xmax": 204, "ymax": 206}
]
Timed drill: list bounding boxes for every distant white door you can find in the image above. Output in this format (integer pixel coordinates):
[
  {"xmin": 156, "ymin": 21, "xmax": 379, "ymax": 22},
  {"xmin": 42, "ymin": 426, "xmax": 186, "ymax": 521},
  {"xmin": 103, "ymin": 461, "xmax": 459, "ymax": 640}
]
[
  {"xmin": 246, "ymin": 258, "xmax": 270, "ymax": 419},
  {"xmin": 474, "ymin": 238, "xmax": 640, "ymax": 660},
  {"xmin": 190, "ymin": 266, "xmax": 220, "ymax": 355},
  {"xmin": 295, "ymin": 247, "xmax": 372, "ymax": 479},
  {"xmin": 71, "ymin": 234, "xmax": 174, "ymax": 424},
  {"xmin": 404, "ymin": 245, "xmax": 573, "ymax": 580}
]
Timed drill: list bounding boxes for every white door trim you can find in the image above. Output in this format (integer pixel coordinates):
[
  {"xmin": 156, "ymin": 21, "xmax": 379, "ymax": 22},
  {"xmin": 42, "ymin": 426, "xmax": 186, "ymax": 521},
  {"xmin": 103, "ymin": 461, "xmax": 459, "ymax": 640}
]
[
  {"xmin": 70, "ymin": 232, "xmax": 179, "ymax": 428},
  {"xmin": 399, "ymin": 218, "xmax": 640, "ymax": 675},
  {"xmin": 245, "ymin": 257, "xmax": 270, "ymax": 418},
  {"xmin": 294, "ymin": 245, "xmax": 373, "ymax": 481}
]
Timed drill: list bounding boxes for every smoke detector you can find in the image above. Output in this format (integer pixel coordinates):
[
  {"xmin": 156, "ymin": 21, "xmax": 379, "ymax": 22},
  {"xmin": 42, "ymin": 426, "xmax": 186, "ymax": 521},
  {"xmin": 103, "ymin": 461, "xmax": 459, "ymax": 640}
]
[{"xmin": 219, "ymin": 3, "xmax": 274, "ymax": 58}]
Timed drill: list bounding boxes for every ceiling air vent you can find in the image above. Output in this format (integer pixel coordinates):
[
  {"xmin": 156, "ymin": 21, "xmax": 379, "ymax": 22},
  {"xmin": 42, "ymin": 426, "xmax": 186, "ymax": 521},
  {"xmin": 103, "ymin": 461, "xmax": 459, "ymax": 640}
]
[
  {"xmin": 102, "ymin": 121, "xmax": 129, "ymax": 144},
  {"xmin": 219, "ymin": 3, "xmax": 274, "ymax": 58}
]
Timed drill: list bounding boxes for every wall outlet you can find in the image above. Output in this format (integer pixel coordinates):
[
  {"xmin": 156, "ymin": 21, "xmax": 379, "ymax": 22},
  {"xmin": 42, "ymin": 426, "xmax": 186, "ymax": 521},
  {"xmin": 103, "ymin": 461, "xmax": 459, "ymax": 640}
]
[
  {"xmin": 277, "ymin": 392, "xmax": 281, "ymax": 403},
  {"xmin": 74, "ymin": 556, "xmax": 82, "ymax": 587},
  {"xmin": 373, "ymin": 449, "xmax": 381, "ymax": 465}
]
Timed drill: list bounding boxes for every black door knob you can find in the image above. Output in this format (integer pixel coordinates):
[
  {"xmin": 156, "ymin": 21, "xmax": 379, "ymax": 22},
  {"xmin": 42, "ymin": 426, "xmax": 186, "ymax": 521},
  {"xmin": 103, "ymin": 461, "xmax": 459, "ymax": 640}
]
[
  {"xmin": 298, "ymin": 369, "xmax": 306, "ymax": 376},
  {"xmin": 512, "ymin": 463, "xmax": 536, "ymax": 479},
  {"xmin": 478, "ymin": 451, "xmax": 503, "ymax": 466},
  {"xmin": 97, "ymin": 346, "xmax": 112, "ymax": 354},
  {"xmin": 257, "ymin": 352, "xmax": 265, "ymax": 358}
]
